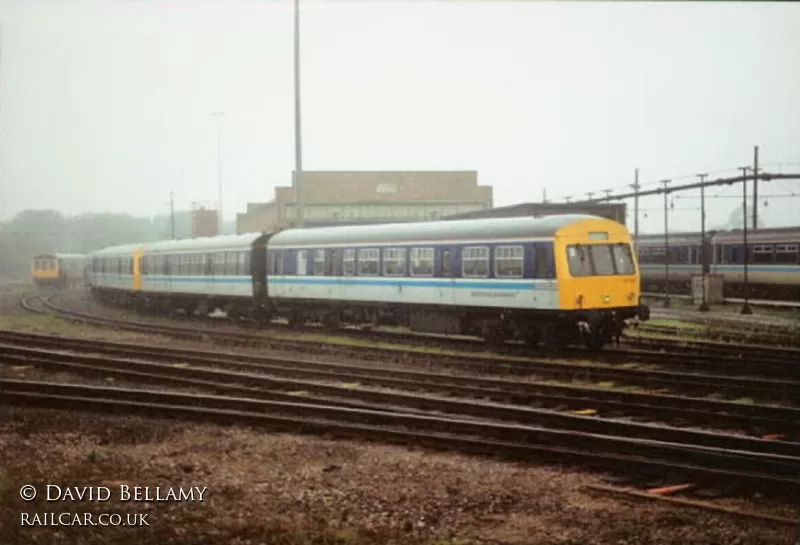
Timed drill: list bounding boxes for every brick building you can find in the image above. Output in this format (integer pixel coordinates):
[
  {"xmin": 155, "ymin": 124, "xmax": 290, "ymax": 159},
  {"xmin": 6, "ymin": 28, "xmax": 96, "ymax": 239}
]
[{"xmin": 236, "ymin": 171, "xmax": 492, "ymax": 234}]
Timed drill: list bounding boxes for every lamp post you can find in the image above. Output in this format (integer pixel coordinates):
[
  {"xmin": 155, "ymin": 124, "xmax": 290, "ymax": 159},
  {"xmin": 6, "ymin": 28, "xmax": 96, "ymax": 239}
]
[
  {"xmin": 697, "ymin": 173, "xmax": 709, "ymax": 312},
  {"xmin": 211, "ymin": 111, "xmax": 224, "ymax": 235},
  {"xmin": 630, "ymin": 168, "xmax": 640, "ymax": 251},
  {"xmin": 738, "ymin": 166, "xmax": 753, "ymax": 315},
  {"xmin": 661, "ymin": 180, "xmax": 671, "ymax": 308},
  {"xmin": 293, "ymin": 0, "xmax": 305, "ymax": 228}
]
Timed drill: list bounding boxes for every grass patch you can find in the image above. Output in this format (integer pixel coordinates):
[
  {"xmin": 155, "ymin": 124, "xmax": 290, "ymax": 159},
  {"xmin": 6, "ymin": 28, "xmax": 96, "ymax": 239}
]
[
  {"xmin": 0, "ymin": 312, "xmax": 83, "ymax": 334},
  {"xmin": 645, "ymin": 318, "xmax": 704, "ymax": 331}
]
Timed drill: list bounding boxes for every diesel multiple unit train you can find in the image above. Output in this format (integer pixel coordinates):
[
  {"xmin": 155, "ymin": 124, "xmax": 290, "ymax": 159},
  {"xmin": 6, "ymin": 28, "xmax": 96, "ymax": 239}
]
[
  {"xmin": 84, "ymin": 215, "xmax": 649, "ymax": 350},
  {"xmin": 636, "ymin": 226, "xmax": 800, "ymax": 300},
  {"xmin": 30, "ymin": 253, "xmax": 87, "ymax": 289}
]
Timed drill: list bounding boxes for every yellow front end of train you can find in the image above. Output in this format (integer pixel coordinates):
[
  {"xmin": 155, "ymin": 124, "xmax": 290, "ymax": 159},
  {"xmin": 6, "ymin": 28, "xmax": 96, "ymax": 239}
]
[
  {"xmin": 554, "ymin": 218, "xmax": 644, "ymax": 315},
  {"xmin": 31, "ymin": 254, "xmax": 62, "ymax": 287}
]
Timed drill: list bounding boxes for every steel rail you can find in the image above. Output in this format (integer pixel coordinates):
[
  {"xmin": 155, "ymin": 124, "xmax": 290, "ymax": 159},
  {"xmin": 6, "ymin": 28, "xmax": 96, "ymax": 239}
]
[
  {"xmin": 2, "ymin": 338, "xmax": 799, "ymax": 455},
  {"xmin": 1, "ymin": 379, "xmax": 798, "ymax": 497}
]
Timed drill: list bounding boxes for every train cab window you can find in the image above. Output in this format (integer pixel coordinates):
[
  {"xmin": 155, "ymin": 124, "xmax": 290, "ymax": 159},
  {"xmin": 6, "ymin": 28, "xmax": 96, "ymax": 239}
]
[
  {"xmin": 567, "ymin": 245, "xmax": 593, "ymax": 277},
  {"xmin": 494, "ymin": 246, "xmax": 523, "ymax": 278},
  {"xmin": 776, "ymin": 244, "xmax": 799, "ymax": 264},
  {"xmin": 383, "ymin": 248, "xmax": 407, "ymax": 276},
  {"xmin": 441, "ymin": 249, "xmax": 453, "ymax": 277},
  {"xmin": 753, "ymin": 245, "xmax": 774, "ymax": 264},
  {"xmin": 462, "ymin": 246, "xmax": 489, "ymax": 278},
  {"xmin": 297, "ymin": 250, "xmax": 308, "ymax": 276},
  {"xmin": 343, "ymin": 249, "xmax": 356, "ymax": 276},
  {"xmin": 590, "ymin": 245, "xmax": 616, "ymax": 275},
  {"xmin": 612, "ymin": 244, "xmax": 635, "ymax": 275},
  {"xmin": 357, "ymin": 248, "xmax": 379, "ymax": 276},
  {"xmin": 313, "ymin": 250, "xmax": 325, "ymax": 276},
  {"xmin": 410, "ymin": 248, "xmax": 434, "ymax": 276}
]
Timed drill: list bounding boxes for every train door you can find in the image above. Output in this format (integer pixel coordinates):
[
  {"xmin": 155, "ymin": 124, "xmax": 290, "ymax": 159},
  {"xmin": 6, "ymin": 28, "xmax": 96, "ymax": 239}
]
[{"xmin": 436, "ymin": 246, "xmax": 457, "ymax": 306}]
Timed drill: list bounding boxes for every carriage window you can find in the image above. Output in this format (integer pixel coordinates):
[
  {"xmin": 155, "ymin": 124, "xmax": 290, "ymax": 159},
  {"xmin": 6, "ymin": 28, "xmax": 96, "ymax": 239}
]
[
  {"xmin": 212, "ymin": 253, "xmax": 225, "ymax": 276},
  {"xmin": 239, "ymin": 252, "xmax": 249, "ymax": 276},
  {"xmin": 297, "ymin": 250, "xmax": 308, "ymax": 276},
  {"xmin": 313, "ymin": 250, "xmax": 325, "ymax": 276},
  {"xmin": 272, "ymin": 252, "xmax": 284, "ymax": 275},
  {"xmin": 494, "ymin": 246, "xmax": 523, "ymax": 278},
  {"xmin": 753, "ymin": 245, "xmax": 774, "ymax": 264},
  {"xmin": 383, "ymin": 248, "xmax": 407, "ymax": 276},
  {"xmin": 226, "ymin": 252, "xmax": 238, "ymax": 276},
  {"xmin": 330, "ymin": 250, "xmax": 340, "ymax": 276},
  {"xmin": 442, "ymin": 249, "xmax": 453, "ymax": 276},
  {"xmin": 462, "ymin": 246, "xmax": 489, "ymax": 277},
  {"xmin": 776, "ymin": 244, "xmax": 799, "ymax": 264},
  {"xmin": 357, "ymin": 248, "xmax": 379, "ymax": 276},
  {"xmin": 410, "ymin": 248, "xmax": 434, "ymax": 276},
  {"xmin": 534, "ymin": 246, "xmax": 553, "ymax": 278},
  {"xmin": 343, "ymin": 249, "xmax": 356, "ymax": 276}
]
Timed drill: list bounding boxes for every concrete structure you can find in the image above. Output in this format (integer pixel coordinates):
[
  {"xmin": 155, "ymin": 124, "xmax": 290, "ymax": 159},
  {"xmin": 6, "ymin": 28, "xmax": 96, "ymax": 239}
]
[
  {"xmin": 444, "ymin": 202, "xmax": 628, "ymax": 225},
  {"xmin": 191, "ymin": 202, "xmax": 220, "ymax": 238},
  {"xmin": 236, "ymin": 171, "xmax": 492, "ymax": 234}
]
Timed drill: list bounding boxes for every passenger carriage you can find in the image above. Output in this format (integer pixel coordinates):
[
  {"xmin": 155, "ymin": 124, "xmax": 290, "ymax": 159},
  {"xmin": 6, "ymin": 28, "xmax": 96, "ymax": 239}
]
[{"xmin": 266, "ymin": 214, "xmax": 647, "ymax": 349}]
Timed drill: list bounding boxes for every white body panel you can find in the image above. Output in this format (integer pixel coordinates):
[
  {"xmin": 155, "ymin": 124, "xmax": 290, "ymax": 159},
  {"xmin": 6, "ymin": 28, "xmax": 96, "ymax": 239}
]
[{"xmin": 268, "ymin": 276, "xmax": 561, "ymax": 310}]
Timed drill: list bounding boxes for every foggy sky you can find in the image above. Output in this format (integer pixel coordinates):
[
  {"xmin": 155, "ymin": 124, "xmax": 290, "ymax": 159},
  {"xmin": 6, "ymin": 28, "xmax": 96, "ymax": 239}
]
[{"xmin": 0, "ymin": 0, "xmax": 799, "ymax": 233}]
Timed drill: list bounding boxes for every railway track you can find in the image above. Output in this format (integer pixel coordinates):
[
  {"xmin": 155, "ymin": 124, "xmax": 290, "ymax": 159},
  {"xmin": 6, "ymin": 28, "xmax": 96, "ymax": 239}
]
[
  {"xmin": 19, "ymin": 295, "xmax": 800, "ymax": 405},
  {"xmin": 2, "ymin": 378, "xmax": 798, "ymax": 498},
  {"xmin": 45, "ymin": 297, "xmax": 800, "ymax": 378},
  {"xmin": 2, "ymin": 330, "xmax": 798, "ymax": 450}
]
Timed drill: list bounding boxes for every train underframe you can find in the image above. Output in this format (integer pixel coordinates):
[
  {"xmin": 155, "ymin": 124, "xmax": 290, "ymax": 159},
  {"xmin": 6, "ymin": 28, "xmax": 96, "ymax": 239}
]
[{"xmin": 90, "ymin": 287, "xmax": 649, "ymax": 351}]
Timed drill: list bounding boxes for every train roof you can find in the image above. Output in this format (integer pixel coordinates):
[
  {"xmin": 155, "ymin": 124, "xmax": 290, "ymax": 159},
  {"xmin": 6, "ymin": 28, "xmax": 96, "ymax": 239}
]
[
  {"xmin": 635, "ymin": 232, "xmax": 704, "ymax": 245},
  {"xmin": 713, "ymin": 227, "xmax": 800, "ymax": 244},
  {"xmin": 141, "ymin": 233, "xmax": 268, "ymax": 255},
  {"xmin": 269, "ymin": 214, "xmax": 617, "ymax": 248},
  {"xmin": 32, "ymin": 253, "xmax": 87, "ymax": 260},
  {"xmin": 88, "ymin": 242, "xmax": 146, "ymax": 258}
]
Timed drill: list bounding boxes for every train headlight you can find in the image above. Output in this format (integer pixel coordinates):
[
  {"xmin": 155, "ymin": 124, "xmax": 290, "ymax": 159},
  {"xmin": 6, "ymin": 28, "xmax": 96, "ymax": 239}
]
[
  {"xmin": 627, "ymin": 292, "xmax": 635, "ymax": 302},
  {"xmin": 603, "ymin": 294, "xmax": 611, "ymax": 304}
]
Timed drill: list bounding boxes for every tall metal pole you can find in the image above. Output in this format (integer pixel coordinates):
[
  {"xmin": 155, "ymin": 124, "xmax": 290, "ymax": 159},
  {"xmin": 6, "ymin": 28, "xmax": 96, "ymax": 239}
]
[
  {"xmin": 739, "ymin": 166, "xmax": 753, "ymax": 315},
  {"xmin": 293, "ymin": 0, "xmax": 305, "ymax": 228},
  {"xmin": 170, "ymin": 190, "xmax": 176, "ymax": 239},
  {"xmin": 697, "ymin": 173, "xmax": 709, "ymax": 312},
  {"xmin": 212, "ymin": 111, "xmax": 224, "ymax": 236},
  {"xmin": 630, "ymin": 168, "xmax": 640, "ymax": 250},
  {"xmin": 661, "ymin": 180, "xmax": 671, "ymax": 308},
  {"xmin": 753, "ymin": 145, "xmax": 759, "ymax": 230}
]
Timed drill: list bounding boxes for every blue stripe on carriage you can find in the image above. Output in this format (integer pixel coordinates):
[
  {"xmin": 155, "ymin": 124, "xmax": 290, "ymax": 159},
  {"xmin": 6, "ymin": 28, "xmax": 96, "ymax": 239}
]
[{"xmin": 96, "ymin": 275, "xmax": 555, "ymax": 291}]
